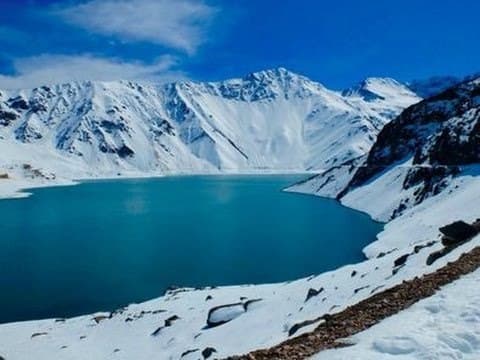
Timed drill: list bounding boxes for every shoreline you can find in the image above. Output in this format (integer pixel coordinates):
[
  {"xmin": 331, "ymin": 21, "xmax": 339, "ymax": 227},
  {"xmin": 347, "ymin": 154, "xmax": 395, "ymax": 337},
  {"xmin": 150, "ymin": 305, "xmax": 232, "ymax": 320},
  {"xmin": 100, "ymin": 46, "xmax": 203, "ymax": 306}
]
[
  {"xmin": 0, "ymin": 167, "xmax": 477, "ymax": 359},
  {"xmin": 0, "ymin": 170, "xmax": 318, "ymax": 200}
]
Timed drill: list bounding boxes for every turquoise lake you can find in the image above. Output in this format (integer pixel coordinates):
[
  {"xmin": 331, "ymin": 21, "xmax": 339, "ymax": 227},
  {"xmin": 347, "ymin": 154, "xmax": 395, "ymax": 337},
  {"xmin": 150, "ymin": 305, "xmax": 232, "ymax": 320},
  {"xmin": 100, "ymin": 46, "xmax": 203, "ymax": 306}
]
[{"xmin": 0, "ymin": 175, "xmax": 382, "ymax": 324}]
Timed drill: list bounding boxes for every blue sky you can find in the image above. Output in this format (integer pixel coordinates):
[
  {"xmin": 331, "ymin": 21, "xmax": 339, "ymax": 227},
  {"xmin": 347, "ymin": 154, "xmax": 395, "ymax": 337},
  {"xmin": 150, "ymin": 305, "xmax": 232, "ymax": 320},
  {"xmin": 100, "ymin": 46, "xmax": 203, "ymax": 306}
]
[{"xmin": 0, "ymin": 0, "xmax": 479, "ymax": 89}]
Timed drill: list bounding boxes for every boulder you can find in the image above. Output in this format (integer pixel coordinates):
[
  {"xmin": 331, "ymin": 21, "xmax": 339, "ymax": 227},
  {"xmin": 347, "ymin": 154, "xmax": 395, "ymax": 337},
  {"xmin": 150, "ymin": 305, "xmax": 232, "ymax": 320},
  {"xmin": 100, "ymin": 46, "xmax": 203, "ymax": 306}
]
[{"xmin": 440, "ymin": 221, "xmax": 478, "ymax": 246}]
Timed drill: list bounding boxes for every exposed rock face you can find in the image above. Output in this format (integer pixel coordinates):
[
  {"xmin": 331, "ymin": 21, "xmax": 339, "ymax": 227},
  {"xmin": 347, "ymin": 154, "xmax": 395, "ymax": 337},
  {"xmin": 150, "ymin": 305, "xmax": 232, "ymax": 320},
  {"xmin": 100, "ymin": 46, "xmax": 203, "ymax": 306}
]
[
  {"xmin": 305, "ymin": 288, "xmax": 324, "ymax": 302},
  {"xmin": 440, "ymin": 221, "xmax": 478, "ymax": 245},
  {"xmin": 202, "ymin": 347, "xmax": 217, "ymax": 359},
  {"xmin": 351, "ymin": 79, "xmax": 480, "ymax": 183},
  {"xmin": 337, "ymin": 78, "xmax": 480, "ymax": 210}
]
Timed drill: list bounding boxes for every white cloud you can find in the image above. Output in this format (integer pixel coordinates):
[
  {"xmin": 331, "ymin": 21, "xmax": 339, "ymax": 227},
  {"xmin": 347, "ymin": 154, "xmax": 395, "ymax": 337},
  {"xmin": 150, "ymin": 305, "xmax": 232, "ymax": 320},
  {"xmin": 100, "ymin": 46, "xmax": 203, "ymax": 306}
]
[
  {"xmin": 54, "ymin": 0, "xmax": 217, "ymax": 54},
  {"xmin": 0, "ymin": 54, "xmax": 184, "ymax": 89}
]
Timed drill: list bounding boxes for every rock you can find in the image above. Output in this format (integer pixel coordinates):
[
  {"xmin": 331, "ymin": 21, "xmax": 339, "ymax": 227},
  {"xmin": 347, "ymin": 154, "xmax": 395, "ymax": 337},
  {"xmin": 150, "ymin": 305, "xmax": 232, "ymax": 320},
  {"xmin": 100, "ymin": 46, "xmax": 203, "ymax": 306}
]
[
  {"xmin": 394, "ymin": 254, "xmax": 410, "ymax": 267},
  {"xmin": 181, "ymin": 349, "xmax": 199, "ymax": 358},
  {"xmin": 151, "ymin": 315, "xmax": 180, "ymax": 336},
  {"xmin": 0, "ymin": 110, "xmax": 18, "ymax": 126},
  {"xmin": 440, "ymin": 221, "xmax": 478, "ymax": 246},
  {"xmin": 288, "ymin": 316, "xmax": 324, "ymax": 336},
  {"xmin": 243, "ymin": 298, "xmax": 262, "ymax": 310},
  {"xmin": 9, "ymin": 97, "xmax": 29, "ymax": 110},
  {"xmin": 413, "ymin": 241, "xmax": 436, "ymax": 253},
  {"xmin": 31, "ymin": 332, "xmax": 48, "ymax": 339},
  {"xmin": 202, "ymin": 347, "xmax": 217, "ymax": 359},
  {"xmin": 305, "ymin": 287, "xmax": 324, "ymax": 302},
  {"xmin": 116, "ymin": 144, "xmax": 135, "ymax": 159},
  {"xmin": 152, "ymin": 309, "xmax": 166, "ymax": 314},
  {"xmin": 353, "ymin": 285, "xmax": 370, "ymax": 294},
  {"xmin": 93, "ymin": 314, "xmax": 109, "ymax": 324},
  {"xmin": 207, "ymin": 302, "xmax": 245, "ymax": 328},
  {"xmin": 165, "ymin": 315, "xmax": 180, "ymax": 326},
  {"xmin": 151, "ymin": 326, "xmax": 163, "ymax": 336}
]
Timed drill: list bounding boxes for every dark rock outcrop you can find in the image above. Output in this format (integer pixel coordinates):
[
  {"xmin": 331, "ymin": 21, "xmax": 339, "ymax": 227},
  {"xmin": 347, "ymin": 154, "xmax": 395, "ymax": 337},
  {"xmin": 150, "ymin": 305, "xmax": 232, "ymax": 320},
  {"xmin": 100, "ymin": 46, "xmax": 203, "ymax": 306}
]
[
  {"xmin": 335, "ymin": 77, "xmax": 480, "ymax": 218},
  {"xmin": 440, "ymin": 221, "xmax": 478, "ymax": 246},
  {"xmin": 202, "ymin": 347, "xmax": 217, "ymax": 359},
  {"xmin": 151, "ymin": 315, "xmax": 180, "ymax": 336},
  {"xmin": 305, "ymin": 288, "xmax": 324, "ymax": 302}
]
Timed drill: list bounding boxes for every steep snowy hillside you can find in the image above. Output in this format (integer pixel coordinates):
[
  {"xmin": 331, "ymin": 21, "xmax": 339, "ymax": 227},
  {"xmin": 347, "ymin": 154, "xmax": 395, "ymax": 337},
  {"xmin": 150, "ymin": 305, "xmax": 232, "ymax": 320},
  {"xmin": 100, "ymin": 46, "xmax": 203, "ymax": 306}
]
[
  {"xmin": 345, "ymin": 77, "xmax": 480, "ymax": 213},
  {"xmin": 289, "ymin": 77, "xmax": 480, "ymax": 254},
  {"xmin": 312, "ymin": 268, "xmax": 480, "ymax": 360},
  {"xmin": 0, "ymin": 68, "xmax": 420, "ymax": 197}
]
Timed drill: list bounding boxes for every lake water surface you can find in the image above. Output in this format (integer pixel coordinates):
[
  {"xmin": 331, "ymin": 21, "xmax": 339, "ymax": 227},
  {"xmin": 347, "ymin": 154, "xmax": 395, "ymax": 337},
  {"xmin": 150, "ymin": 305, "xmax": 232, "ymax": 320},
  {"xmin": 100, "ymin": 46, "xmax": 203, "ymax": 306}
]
[{"xmin": 0, "ymin": 175, "xmax": 382, "ymax": 323}]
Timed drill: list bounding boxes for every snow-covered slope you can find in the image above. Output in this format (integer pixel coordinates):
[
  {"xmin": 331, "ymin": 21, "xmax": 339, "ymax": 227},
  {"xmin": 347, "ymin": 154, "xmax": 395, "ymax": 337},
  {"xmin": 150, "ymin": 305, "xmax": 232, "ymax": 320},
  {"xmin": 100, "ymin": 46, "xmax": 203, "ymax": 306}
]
[
  {"xmin": 289, "ymin": 77, "xmax": 480, "ymax": 254},
  {"xmin": 0, "ymin": 68, "xmax": 420, "ymax": 197},
  {"xmin": 312, "ymin": 267, "xmax": 480, "ymax": 360}
]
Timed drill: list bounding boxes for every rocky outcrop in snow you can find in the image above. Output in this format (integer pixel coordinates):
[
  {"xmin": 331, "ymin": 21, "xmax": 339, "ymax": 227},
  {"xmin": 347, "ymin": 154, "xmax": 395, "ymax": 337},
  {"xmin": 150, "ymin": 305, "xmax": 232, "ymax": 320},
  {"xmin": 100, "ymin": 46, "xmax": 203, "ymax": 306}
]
[
  {"xmin": 288, "ymin": 76, "xmax": 480, "ymax": 263},
  {"xmin": 291, "ymin": 77, "xmax": 480, "ymax": 220}
]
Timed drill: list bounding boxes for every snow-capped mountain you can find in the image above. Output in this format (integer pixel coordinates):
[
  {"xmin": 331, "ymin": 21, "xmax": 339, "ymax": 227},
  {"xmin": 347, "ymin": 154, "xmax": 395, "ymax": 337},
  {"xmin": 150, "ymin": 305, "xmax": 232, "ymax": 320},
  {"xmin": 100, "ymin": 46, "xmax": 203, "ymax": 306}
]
[
  {"xmin": 0, "ymin": 68, "xmax": 420, "ymax": 192},
  {"xmin": 407, "ymin": 73, "xmax": 480, "ymax": 98},
  {"xmin": 407, "ymin": 76, "xmax": 462, "ymax": 98},
  {"xmin": 344, "ymin": 76, "xmax": 480, "ymax": 212},
  {"xmin": 290, "ymin": 76, "xmax": 480, "ymax": 253}
]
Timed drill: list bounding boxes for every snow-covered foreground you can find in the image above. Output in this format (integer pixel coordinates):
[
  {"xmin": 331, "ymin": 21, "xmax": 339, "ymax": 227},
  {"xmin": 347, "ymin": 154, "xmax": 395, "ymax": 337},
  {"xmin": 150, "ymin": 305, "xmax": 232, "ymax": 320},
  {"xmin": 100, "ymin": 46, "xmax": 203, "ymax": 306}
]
[{"xmin": 311, "ymin": 268, "xmax": 480, "ymax": 360}]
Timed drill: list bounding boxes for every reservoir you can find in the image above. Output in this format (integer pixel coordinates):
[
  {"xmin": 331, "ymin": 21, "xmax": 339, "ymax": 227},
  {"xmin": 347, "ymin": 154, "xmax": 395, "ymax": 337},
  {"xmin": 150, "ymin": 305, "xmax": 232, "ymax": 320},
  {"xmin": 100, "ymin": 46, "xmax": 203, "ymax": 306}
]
[{"xmin": 0, "ymin": 175, "xmax": 382, "ymax": 323}]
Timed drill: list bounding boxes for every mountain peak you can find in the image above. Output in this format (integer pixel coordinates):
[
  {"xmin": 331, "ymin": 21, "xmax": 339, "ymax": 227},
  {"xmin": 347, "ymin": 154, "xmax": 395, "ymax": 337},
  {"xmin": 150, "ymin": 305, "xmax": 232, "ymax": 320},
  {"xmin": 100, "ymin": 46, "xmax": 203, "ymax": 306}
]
[
  {"xmin": 343, "ymin": 77, "xmax": 417, "ymax": 102},
  {"xmin": 240, "ymin": 67, "xmax": 312, "ymax": 87},
  {"xmin": 192, "ymin": 67, "xmax": 324, "ymax": 102}
]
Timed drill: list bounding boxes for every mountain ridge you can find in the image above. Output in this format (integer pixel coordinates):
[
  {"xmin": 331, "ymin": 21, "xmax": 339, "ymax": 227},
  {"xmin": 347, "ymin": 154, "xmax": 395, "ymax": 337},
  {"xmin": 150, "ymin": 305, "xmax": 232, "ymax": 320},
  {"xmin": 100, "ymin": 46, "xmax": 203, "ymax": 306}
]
[
  {"xmin": 289, "ymin": 75, "xmax": 480, "ymax": 223},
  {"xmin": 0, "ymin": 68, "xmax": 420, "ymax": 193}
]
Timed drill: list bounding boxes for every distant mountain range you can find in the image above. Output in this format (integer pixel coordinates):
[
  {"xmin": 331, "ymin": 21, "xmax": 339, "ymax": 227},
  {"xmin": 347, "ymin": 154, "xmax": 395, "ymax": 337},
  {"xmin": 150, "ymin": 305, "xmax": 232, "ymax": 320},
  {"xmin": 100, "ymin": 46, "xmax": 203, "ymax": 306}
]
[
  {"xmin": 0, "ymin": 68, "xmax": 420, "ymax": 180},
  {"xmin": 407, "ymin": 73, "xmax": 480, "ymax": 98}
]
